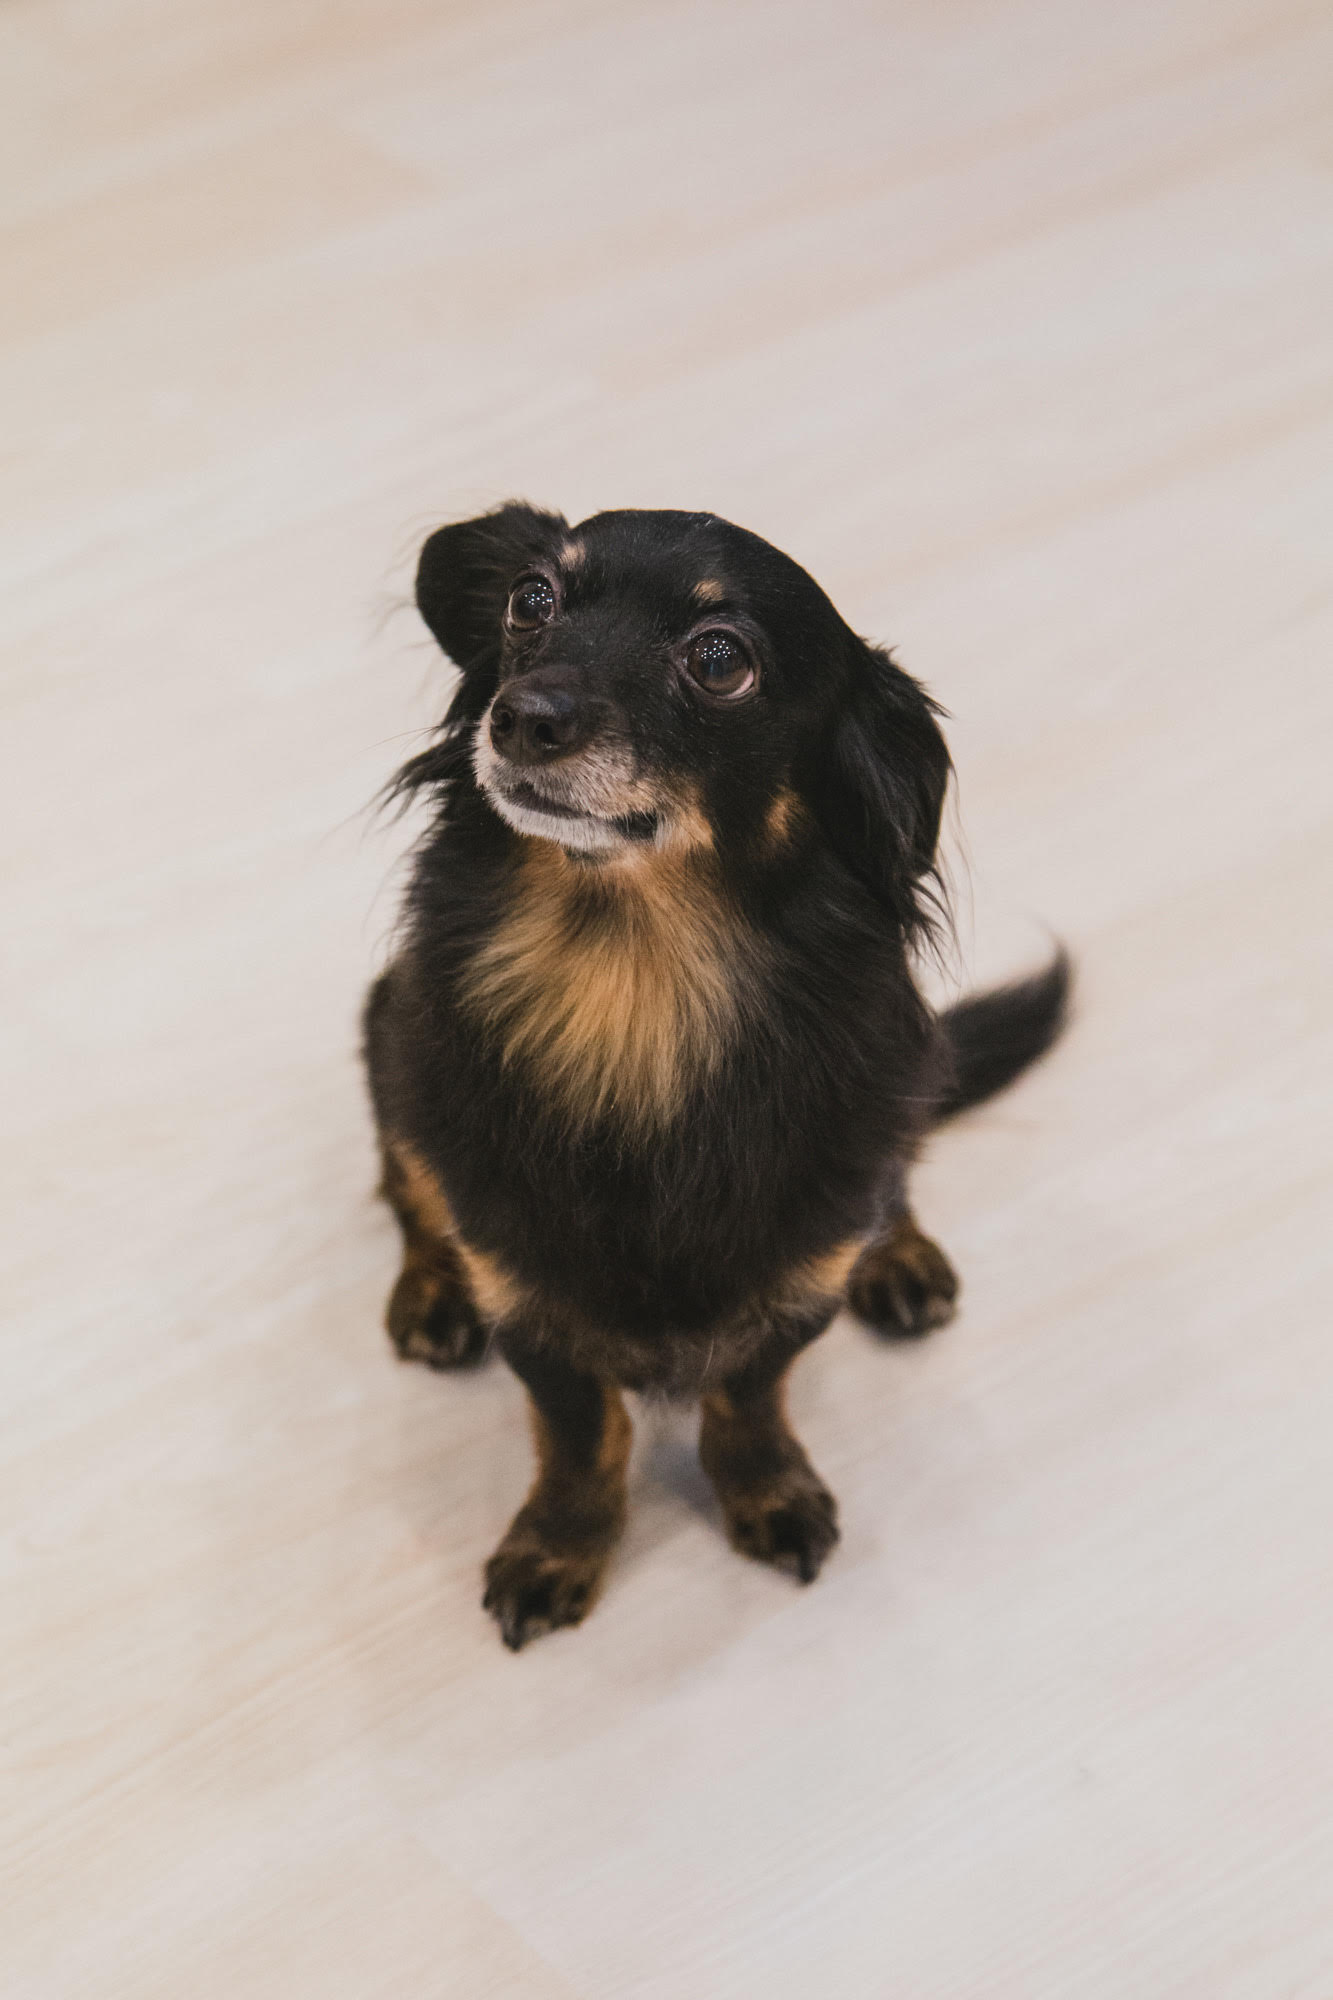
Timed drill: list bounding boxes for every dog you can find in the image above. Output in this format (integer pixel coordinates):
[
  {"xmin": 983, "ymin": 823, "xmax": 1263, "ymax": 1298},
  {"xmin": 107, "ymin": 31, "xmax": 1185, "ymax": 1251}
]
[{"xmin": 364, "ymin": 503, "xmax": 1069, "ymax": 1649}]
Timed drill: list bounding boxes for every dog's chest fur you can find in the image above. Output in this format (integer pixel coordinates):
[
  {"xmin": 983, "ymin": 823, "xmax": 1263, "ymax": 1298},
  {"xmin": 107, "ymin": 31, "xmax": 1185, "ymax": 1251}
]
[
  {"xmin": 458, "ymin": 842, "xmax": 759, "ymax": 1132},
  {"xmin": 384, "ymin": 817, "xmax": 932, "ymax": 1346}
]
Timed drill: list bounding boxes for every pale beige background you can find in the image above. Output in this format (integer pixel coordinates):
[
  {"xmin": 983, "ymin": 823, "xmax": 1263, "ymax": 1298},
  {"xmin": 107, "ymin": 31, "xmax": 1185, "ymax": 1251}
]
[{"xmin": 4, "ymin": 2, "xmax": 1332, "ymax": 1995}]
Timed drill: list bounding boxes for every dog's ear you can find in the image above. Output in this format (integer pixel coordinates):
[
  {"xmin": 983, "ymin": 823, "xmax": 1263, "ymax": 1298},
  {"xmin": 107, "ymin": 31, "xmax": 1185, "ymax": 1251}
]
[
  {"xmin": 415, "ymin": 501, "xmax": 569, "ymax": 668},
  {"xmin": 807, "ymin": 635, "xmax": 952, "ymax": 941}
]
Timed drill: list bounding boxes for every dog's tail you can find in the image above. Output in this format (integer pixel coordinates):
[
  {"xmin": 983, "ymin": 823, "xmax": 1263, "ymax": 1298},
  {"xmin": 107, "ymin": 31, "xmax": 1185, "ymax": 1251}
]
[{"xmin": 933, "ymin": 947, "xmax": 1072, "ymax": 1124}]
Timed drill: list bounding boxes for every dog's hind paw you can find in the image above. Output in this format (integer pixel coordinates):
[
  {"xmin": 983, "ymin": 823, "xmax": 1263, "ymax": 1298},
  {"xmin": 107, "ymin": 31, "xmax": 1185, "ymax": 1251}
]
[
  {"xmin": 386, "ymin": 1268, "xmax": 488, "ymax": 1370},
  {"xmin": 847, "ymin": 1217, "xmax": 959, "ymax": 1340}
]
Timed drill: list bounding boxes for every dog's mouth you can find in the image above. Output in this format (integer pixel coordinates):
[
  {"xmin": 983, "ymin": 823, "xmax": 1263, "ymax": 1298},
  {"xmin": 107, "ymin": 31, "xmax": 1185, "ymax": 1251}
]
[
  {"xmin": 499, "ymin": 777, "xmax": 659, "ymax": 845},
  {"xmin": 505, "ymin": 778, "xmax": 584, "ymax": 821}
]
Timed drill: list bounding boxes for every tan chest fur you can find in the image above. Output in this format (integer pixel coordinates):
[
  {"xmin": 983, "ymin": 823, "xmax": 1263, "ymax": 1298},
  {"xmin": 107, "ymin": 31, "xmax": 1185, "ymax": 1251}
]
[{"xmin": 459, "ymin": 840, "xmax": 757, "ymax": 1131}]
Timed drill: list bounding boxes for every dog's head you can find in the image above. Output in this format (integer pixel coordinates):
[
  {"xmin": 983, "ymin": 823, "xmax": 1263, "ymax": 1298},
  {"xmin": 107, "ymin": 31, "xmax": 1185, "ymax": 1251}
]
[{"xmin": 411, "ymin": 502, "xmax": 950, "ymax": 938}]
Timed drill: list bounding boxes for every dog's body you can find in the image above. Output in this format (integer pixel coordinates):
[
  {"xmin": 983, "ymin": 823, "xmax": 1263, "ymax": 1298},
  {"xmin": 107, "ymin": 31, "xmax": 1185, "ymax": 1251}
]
[{"xmin": 364, "ymin": 504, "xmax": 1068, "ymax": 1647}]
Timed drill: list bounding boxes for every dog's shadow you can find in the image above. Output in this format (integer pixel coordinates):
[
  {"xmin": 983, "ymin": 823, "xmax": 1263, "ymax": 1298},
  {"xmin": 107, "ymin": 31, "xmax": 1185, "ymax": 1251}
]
[{"xmin": 628, "ymin": 1399, "xmax": 723, "ymax": 1552}]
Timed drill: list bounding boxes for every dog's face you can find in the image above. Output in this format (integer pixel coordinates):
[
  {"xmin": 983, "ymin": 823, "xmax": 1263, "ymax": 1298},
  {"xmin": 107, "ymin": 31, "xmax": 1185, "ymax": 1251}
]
[{"xmin": 415, "ymin": 504, "xmax": 950, "ymax": 928}]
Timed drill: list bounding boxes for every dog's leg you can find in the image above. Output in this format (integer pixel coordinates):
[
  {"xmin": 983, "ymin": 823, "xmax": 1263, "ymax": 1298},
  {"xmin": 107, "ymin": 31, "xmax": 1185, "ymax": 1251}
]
[
  {"xmin": 379, "ymin": 1141, "xmax": 487, "ymax": 1370},
  {"xmin": 484, "ymin": 1341, "xmax": 632, "ymax": 1650},
  {"xmin": 846, "ymin": 1210, "xmax": 959, "ymax": 1339},
  {"xmin": 699, "ymin": 1323, "xmax": 839, "ymax": 1583}
]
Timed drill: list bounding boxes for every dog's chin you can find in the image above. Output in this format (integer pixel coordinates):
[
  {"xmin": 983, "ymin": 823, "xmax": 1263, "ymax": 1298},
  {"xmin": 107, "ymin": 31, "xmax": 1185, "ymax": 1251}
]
[{"xmin": 481, "ymin": 780, "xmax": 658, "ymax": 855}]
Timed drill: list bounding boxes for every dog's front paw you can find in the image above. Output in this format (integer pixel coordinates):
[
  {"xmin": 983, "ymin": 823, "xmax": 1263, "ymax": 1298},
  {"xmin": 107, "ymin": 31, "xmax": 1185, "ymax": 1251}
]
[
  {"xmin": 848, "ymin": 1219, "xmax": 958, "ymax": 1339},
  {"xmin": 720, "ymin": 1467, "xmax": 839, "ymax": 1584},
  {"xmin": 483, "ymin": 1528, "xmax": 612, "ymax": 1650},
  {"xmin": 387, "ymin": 1267, "xmax": 487, "ymax": 1370}
]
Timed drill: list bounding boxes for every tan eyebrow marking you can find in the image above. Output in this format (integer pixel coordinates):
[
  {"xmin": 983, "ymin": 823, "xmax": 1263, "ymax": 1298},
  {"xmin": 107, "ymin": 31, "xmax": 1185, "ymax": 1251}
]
[
  {"xmin": 559, "ymin": 539, "xmax": 586, "ymax": 570},
  {"xmin": 692, "ymin": 578, "xmax": 725, "ymax": 604}
]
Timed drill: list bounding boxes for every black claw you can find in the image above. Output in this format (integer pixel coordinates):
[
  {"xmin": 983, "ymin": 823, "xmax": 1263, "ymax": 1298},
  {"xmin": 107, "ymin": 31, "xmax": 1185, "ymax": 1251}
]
[{"xmin": 501, "ymin": 1594, "xmax": 553, "ymax": 1650}]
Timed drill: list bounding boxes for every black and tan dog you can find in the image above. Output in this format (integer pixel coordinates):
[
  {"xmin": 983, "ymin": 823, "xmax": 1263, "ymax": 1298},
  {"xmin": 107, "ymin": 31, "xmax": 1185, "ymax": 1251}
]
[{"xmin": 364, "ymin": 503, "xmax": 1068, "ymax": 1648}]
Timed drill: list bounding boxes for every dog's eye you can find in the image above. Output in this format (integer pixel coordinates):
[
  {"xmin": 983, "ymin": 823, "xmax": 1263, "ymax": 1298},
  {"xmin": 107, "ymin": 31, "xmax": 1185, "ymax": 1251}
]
[
  {"xmin": 684, "ymin": 629, "xmax": 757, "ymax": 700},
  {"xmin": 506, "ymin": 575, "xmax": 557, "ymax": 631}
]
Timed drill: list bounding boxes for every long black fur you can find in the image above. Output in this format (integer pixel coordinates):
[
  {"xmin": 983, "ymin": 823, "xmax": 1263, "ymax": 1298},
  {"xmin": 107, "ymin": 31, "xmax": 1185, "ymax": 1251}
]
[{"xmin": 364, "ymin": 503, "xmax": 1070, "ymax": 1646}]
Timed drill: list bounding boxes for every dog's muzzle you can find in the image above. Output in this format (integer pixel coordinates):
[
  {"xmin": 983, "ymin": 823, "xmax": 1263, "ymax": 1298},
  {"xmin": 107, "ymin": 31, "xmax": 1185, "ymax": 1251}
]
[{"xmin": 474, "ymin": 694, "xmax": 659, "ymax": 854}]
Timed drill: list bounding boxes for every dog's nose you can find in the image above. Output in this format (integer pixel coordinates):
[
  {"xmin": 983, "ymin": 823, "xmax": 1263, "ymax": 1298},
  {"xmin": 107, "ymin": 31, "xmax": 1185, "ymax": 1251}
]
[{"xmin": 489, "ymin": 681, "xmax": 588, "ymax": 764}]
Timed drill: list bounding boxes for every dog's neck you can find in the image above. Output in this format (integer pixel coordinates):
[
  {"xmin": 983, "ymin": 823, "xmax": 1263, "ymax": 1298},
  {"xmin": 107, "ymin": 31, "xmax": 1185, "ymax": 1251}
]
[{"xmin": 458, "ymin": 837, "xmax": 761, "ymax": 1132}]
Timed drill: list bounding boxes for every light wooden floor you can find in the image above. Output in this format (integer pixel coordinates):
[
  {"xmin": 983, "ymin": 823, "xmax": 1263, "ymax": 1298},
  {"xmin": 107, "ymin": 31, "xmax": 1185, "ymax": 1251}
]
[{"xmin": 5, "ymin": 2, "xmax": 1332, "ymax": 1993}]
